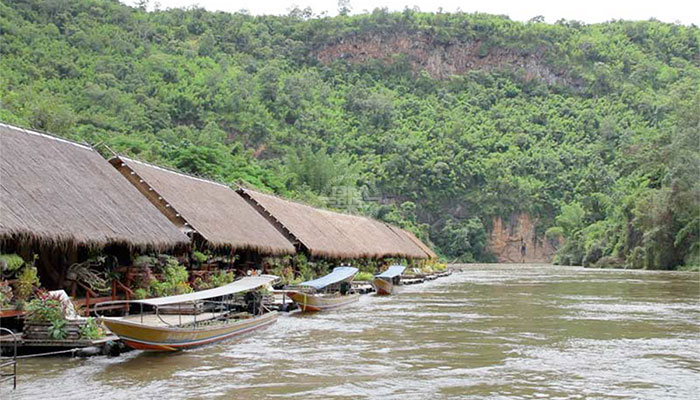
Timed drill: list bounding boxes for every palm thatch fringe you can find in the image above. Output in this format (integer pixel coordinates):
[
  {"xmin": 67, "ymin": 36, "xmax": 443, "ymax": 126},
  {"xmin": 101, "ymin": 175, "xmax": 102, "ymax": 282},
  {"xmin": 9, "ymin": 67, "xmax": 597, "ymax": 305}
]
[{"xmin": 0, "ymin": 123, "xmax": 189, "ymax": 251}]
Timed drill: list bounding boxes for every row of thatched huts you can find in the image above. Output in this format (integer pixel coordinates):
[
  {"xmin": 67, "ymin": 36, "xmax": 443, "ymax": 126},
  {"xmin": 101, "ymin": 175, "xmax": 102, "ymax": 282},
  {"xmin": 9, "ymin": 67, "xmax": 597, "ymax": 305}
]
[{"xmin": 0, "ymin": 122, "xmax": 435, "ymax": 289}]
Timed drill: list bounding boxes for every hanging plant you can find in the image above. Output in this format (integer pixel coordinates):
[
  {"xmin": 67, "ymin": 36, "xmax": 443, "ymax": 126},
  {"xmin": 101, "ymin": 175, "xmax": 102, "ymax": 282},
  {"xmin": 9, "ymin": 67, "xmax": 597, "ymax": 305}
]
[{"xmin": 67, "ymin": 259, "xmax": 110, "ymax": 293}]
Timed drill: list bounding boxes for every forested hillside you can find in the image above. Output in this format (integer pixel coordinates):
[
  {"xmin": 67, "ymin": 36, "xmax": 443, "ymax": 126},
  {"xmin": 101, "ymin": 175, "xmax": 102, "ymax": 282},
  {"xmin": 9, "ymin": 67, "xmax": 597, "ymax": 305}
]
[{"xmin": 1, "ymin": 0, "xmax": 698, "ymax": 268}]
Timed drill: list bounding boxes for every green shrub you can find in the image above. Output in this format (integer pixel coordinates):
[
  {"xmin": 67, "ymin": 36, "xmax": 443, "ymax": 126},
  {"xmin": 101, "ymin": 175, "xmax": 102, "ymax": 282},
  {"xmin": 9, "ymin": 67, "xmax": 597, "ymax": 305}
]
[
  {"xmin": 354, "ymin": 272, "xmax": 374, "ymax": 281},
  {"xmin": 79, "ymin": 317, "xmax": 104, "ymax": 339},
  {"xmin": 209, "ymin": 270, "xmax": 236, "ymax": 287},
  {"xmin": 15, "ymin": 266, "xmax": 40, "ymax": 301},
  {"xmin": 192, "ymin": 251, "xmax": 208, "ymax": 265},
  {"xmin": 132, "ymin": 288, "xmax": 148, "ymax": 300},
  {"xmin": 0, "ymin": 254, "xmax": 25, "ymax": 273},
  {"xmin": 594, "ymin": 256, "xmax": 622, "ymax": 269},
  {"xmin": 48, "ymin": 319, "xmax": 68, "ymax": 340},
  {"xmin": 25, "ymin": 295, "xmax": 66, "ymax": 324},
  {"xmin": 431, "ymin": 263, "xmax": 447, "ymax": 271},
  {"xmin": 678, "ymin": 264, "xmax": 700, "ymax": 272},
  {"xmin": 149, "ymin": 260, "xmax": 192, "ymax": 297},
  {"xmin": 133, "ymin": 255, "xmax": 157, "ymax": 269},
  {"xmin": 626, "ymin": 247, "xmax": 646, "ymax": 269}
]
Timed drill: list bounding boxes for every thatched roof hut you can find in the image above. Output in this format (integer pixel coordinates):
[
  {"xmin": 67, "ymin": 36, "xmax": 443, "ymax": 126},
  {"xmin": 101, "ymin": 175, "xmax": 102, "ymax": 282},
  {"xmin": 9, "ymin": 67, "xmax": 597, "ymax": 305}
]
[
  {"xmin": 0, "ymin": 123, "xmax": 189, "ymax": 251},
  {"xmin": 110, "ymin": 157, "xmax": 295, "ymax": 256},
  {"xmin": 395, "ymin": 227, "xmax": 438, "ymax": 259},
  {"xmin": 237, "ymin": 188, "xmax": 431, "ymax": 259}
]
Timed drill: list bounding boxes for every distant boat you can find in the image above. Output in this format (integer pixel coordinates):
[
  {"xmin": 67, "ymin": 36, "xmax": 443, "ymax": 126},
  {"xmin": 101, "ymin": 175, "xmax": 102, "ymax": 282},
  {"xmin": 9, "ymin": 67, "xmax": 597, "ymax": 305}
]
[
  {"xmin": 286, "ymin": 266, "xmax": 359, "ymax": 312},
  {"xmin": 99, "ymin": 275, "xmax": 278, "ymax": 351},
  {"xmin": 373, "ymin": 265, "xmax": 406, "ymax": 295}
]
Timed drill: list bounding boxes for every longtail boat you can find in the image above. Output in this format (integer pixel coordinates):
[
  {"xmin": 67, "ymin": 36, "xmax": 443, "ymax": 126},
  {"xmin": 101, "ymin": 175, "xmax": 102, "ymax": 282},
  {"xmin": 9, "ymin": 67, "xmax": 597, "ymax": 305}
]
[
  {"xmin": 286, "ymin": 266, "xmax": 359, "ymax": 312},
  {"xmin": 373, "ymin": 265, "xmax": 406, "ymax": 295},
  {"xmin": 99, "ymin": 275, "xmax": 278, "ymax": 351}
]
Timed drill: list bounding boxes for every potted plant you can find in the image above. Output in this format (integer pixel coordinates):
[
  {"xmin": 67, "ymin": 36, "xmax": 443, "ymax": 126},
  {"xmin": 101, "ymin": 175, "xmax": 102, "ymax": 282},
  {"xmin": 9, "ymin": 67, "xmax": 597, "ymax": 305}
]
[
  {"xmin": 24, "ymin": 291, "xmax": 72, "ymax": 340},
  {"xmin": 23, "ymin": 291, "xmax": 104, "ymax": 341}
]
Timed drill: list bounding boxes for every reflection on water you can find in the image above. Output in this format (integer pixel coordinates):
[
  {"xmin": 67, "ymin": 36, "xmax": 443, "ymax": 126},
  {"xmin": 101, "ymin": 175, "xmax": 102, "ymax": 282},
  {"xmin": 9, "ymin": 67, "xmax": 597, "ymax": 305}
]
[{"xmin": 3, "ymin": 264, "xmax": 699, "ymax": 399}]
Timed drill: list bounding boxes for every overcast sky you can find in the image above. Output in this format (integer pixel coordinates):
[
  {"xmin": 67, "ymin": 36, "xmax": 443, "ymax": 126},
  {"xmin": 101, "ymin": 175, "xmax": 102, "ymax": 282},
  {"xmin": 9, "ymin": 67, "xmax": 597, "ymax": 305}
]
[{"xmin": 125, "ymin": 0, "xmax": 698, "ymax": 25}]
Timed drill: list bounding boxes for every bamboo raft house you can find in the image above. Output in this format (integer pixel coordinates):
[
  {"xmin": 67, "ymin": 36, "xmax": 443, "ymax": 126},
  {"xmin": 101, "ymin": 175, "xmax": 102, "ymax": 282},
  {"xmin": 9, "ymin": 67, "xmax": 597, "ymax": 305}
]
[
  {"xmin": 397, "ymin": 228, "xmax": 438, "ymax": 260},
  {"xmin": 0, "ymin": 123, "xmax": 190, "ymax": 296},
  {"xmin": 109, "ymin": 157, "xmax": 296, "ymax": 271},
  {"xmin": 0, "ymin": 123, "xmax": 190, "ymax": 353},
  {"xmin": 237, "ymin": 188, "xmax": 432, "ymax": 260}
]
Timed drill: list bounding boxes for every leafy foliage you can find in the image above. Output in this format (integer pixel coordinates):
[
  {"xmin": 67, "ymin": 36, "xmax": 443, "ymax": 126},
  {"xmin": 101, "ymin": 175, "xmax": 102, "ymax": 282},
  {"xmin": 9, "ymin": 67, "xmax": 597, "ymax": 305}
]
[
  {"xmin": 149, "ymin": 258, "xmax": 192, "ymax": 297},
  {"xmin": 1, "ymin": 1, "xmax": 698, "ymax": 268},
  {"xmin": 0, "ymin": 254, "xmax": 25, "ymax": 274},
  {"xmin": 25, "ymin": 293, "xmax": 67, "ymax": 325},
  {"xmin": 79, "ymin": 317, "xmax": 105, "ymax": 340},
  {"xmin": 15, "ymin": 266, "xmax": 40, "ymax": 302},
  {"xmin": 354, "ymin": 272, "xmax": 374, "ymax": 281},
  {"xmin": 0, "ymin": 284, "xmax": 13, "ymax": 308}
]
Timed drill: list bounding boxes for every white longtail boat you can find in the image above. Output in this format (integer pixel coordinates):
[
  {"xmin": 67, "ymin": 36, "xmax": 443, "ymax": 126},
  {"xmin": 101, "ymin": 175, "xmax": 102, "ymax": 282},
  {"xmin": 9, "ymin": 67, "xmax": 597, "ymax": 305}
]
[
  {"xmin": 373, "ymin": 265, "xmax": 406, "ymax": 295},
  {"xmin": 98, "ymin": 275, "xmax": 278, "ymax": 351},
  {"xmin": 285, "ymin": 267, "xmax": 359, "ymax": 312}
]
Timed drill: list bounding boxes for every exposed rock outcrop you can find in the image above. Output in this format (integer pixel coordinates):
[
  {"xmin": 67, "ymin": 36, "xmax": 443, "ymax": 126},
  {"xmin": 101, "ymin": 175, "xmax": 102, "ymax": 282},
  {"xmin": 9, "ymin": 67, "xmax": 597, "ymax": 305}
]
[
  {"xmin": 488, "ymin": 213, "xmax": 558, "ymax": 263},
  {"xmin": 315, "ymin": 33, "xmax": 568, "ymax": 84}
]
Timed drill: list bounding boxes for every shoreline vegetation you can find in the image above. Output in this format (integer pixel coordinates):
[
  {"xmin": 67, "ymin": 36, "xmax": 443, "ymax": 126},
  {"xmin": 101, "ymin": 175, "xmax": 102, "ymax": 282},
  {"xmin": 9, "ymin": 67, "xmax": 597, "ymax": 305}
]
[
  {"xmin": 451, "ymin": 262, "xmax": 700, "ymax": 272},
  {"xmin": 1, "ymin": 250, "xmax": 447, "ymax": 310},
  {"xmin": 0, "ymin": 1, "xmax": 698, "ymax": 270}
]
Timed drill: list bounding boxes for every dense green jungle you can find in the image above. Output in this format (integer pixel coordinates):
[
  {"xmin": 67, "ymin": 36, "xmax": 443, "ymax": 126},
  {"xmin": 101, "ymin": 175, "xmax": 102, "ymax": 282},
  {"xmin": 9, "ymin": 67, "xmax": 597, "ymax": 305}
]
[{"xmin": 1, "ymin": 0, "xmax": 698, "ymax": 269}]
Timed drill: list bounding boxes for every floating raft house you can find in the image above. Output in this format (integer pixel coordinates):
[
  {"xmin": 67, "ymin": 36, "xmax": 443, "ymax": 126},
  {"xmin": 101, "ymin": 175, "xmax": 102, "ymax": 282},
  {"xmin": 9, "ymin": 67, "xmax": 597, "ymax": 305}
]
[
  {"xmin": 0, "ymin": 123, "xmax": 189, "ymax": 253},
  {"xmin": 398, "ymin": 228, "xmax": 438, "ymax": 259},
  {"xmin": 237, "ymin": 188, "xmax": 432, "ymax": 260},
  {"xmin": 110, "ymin": 156, "xmax": 295, "ymax": 256}
]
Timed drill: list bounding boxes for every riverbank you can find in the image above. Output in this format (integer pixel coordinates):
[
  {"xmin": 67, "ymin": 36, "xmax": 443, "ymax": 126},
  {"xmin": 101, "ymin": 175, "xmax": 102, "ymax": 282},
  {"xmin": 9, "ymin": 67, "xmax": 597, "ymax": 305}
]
[{"xmin": 452, "ymin": 262, "xmax": 700, "ymax": 273}]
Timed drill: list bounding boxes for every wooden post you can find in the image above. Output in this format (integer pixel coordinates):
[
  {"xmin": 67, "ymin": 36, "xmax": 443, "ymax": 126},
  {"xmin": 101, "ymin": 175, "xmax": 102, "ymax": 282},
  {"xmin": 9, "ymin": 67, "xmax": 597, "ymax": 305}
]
[{"xmin": 84, "ymin": 290, "xmax": 90, "ymax": 316}]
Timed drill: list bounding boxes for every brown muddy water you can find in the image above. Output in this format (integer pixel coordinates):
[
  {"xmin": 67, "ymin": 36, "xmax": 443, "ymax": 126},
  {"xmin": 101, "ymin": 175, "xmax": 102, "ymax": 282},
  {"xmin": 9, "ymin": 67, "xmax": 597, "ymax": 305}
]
[{"xmin": 2, "ymin": 264, "xmax": 699, "ymax": 399}]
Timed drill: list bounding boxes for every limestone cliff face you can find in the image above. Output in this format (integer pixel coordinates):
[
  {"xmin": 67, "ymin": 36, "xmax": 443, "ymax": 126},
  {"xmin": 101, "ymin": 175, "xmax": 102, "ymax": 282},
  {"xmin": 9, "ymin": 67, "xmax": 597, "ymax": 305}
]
[
  {"xmin": 315, "ymin": 33, "xmax": 570, "ymax": 84},
  {"xmin": 488, "ymin": 213, "xmax": 558, "ymax": 263}
]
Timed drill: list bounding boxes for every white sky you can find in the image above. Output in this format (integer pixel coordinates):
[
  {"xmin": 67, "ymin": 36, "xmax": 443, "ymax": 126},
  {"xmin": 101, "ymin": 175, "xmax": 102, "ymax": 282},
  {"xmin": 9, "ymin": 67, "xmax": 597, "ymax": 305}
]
[{"xmin": 125, "ymin": 0, "xmax": 699, "ymax": 25}]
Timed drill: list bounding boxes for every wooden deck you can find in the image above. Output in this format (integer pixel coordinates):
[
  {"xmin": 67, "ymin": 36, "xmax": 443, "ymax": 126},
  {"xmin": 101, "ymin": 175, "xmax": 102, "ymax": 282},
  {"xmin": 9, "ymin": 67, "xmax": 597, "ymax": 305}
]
[{"xmin": 0, "ymin": 332, "xmax": 119, "ymax": 348}]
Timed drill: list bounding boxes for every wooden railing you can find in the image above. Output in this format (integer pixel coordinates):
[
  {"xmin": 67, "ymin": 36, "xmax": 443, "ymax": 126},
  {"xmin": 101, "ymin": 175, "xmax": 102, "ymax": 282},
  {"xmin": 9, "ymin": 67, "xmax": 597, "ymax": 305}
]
[{"xmin": 70, "ymin": 277, "xmax": 134, "ymax": 316}]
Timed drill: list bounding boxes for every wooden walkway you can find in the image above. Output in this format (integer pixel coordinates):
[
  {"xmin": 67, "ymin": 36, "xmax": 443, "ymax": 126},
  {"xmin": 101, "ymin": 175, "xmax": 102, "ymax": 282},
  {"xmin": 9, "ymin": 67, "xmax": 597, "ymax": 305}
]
[{"xmin": 0, "ymin": 333, "xmax": 119, "ymax": 348}]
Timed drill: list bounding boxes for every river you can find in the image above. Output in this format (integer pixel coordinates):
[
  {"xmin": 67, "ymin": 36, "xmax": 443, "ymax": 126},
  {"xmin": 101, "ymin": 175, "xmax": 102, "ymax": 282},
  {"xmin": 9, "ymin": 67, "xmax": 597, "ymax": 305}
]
[{"xmin": 3, "ymin": 264, "xmax": 699, "ymax": 399}]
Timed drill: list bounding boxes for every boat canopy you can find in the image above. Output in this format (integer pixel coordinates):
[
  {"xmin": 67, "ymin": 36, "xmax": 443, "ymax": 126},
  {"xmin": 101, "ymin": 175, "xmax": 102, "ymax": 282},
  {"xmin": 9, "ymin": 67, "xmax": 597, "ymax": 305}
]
[
  {"xmin": 134, "ymin": 275, "xmax": 278, "ymax": 306},
  {"xmin": 376, "ymin": 265, "xmax": 406, "ymax": 279},
  {"xmin": 299, "ymin": 266, "xmax": 358, "ymax": 290}
]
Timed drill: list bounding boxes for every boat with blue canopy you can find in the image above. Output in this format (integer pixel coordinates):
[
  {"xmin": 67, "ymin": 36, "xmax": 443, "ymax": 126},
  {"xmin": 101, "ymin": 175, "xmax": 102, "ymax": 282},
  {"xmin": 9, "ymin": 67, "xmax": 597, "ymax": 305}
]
[
  {"xmin": 373, "ymin": 265, "xmax": 406, "ymax": 295},
  {"xmin": 286, "ymin": 266, "xmax": 359, "ymax": 312}
]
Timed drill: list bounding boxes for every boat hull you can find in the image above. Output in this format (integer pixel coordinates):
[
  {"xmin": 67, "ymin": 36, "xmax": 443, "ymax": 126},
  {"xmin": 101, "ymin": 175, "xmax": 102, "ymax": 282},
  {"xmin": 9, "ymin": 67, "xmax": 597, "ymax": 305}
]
[
  {"xmin": 286, "ymin": 291, "xmax": 359, "ymax": 312},
  {"xmin": 102, "ymin": 311, "xmax": 278, "ymax": 351},
  {"xmin": 373, "ymin": 278, "xmax": 393, "ymax": 295}
]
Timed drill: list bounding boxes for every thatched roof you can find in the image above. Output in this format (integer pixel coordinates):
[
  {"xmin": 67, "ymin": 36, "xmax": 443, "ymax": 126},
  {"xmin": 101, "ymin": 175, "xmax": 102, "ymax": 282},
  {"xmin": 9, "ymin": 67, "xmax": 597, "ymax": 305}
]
[
  {"xmin": 111, "ymin": 157, "xmax": 295, "ymax": 255},
  {"xmin": 238, "ymin": 188, "xmax": 430, "ymax": 259},
  {"xmin": 0, "ymin": 123, "xmax": 189, "ymax": 250},
  {"xmin": 395, "ymin": 227, "xmax": 438, "ymax": 259}
]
